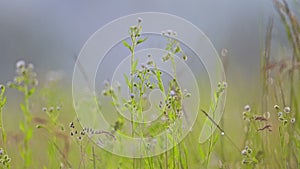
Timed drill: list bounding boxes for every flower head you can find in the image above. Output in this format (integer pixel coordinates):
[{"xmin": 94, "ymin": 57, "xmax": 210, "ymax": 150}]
[
  {"xmin": 170, "ymin": 90, "xmax": 176, "ymax": 97},
  {"xmin": 16, "ymin": 60, "xmax": 26, "ymax": 69},
  {"xmin": 284, "ymin": 106, "xmax": 290, "ymax": 113},
  {"xmin": 244, "ymin": 105, "xmax": 251, "ymax": 112},
  {"xmin": 291, "ymin": 118, "xmax": 296, "ymax": 124}
]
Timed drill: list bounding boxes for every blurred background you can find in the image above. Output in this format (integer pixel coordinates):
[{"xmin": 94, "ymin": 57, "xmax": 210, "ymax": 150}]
[
  {"xmin": 0, "ymin": 0, "xmax": 298, "ymax": 167},
  {"xmin": 0, "ymin": 0, "xmax": 292, "ymax": 120}
]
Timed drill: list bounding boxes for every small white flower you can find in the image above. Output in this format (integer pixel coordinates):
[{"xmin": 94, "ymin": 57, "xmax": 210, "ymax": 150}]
[
  {"xmin": 244, "ymin": 105, "xmax": 251, "ymax": 112},
  {"xmin": 222, "ymin": 81, "xmax": 228, "ymax": 88},
  {"xmin": 16, "ymin": 60, "xmax": 26, "ymax": 69},
  {"xmin": 284, "ymin": 107, "xmax": 290, "ymax": 113},
  {"xmin": 221, "ymin": 48, "xmax": 228, "ymax": 57},
  {"xmin": 130, "ymin": 93, "xmax": 135, "ymax": 99},
  {"xmin": 28, "ymin": 63, "xmax": 34, "ymax": 70},
  {"xmin": 241, "ymin": 149, "xmax": 247, "ymax": 155},
  {"xmin": 42, "ymin": 107, "xmax": 47, "ymax": 112},
  {"xmin": 291, "ymin": 118, "xmax": 296, "ymax": 124},
  {"xmin": 170, "ymin": 90, "xmax": 176, "ymax": 97},
  {"xmin": 137, "ymin": 17, "xmax": 143, "ymax": 23},
  {"xmin": 274, "ymin": 105, "xmax": 280, "ymax": 110}
]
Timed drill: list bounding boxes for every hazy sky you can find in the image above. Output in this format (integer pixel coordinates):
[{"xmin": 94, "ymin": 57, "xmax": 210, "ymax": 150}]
[{"xmin": 0, "ymin": 0, "xmax": 285, "ymax": 93}]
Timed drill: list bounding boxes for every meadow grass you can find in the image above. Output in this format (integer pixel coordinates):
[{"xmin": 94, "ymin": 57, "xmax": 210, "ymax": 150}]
[{"xmin": 0, "ymin": 1, "xmax": 299, "ymax": 168}]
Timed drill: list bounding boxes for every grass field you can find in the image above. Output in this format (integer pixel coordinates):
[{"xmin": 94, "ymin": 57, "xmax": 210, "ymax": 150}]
[{"xmin": 0, "ymin": 0, "xmax": 300, "ymax": 169}]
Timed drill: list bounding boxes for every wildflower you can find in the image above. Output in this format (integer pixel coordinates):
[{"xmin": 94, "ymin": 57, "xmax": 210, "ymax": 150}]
[
  {"xmin": 0, "ymin": 148, "xmax": 3, "ymax": 155},
  {"xmin": 28, "ymin": 63, "xmax": 34, "ymax": 70},
  {"xmin": 170, "ymin": 90, "xmax": 176, "ymax": 97},
  {"xmin": 278, "ymin": 112, "xmax": 283, "ymax": 117},
  {"xmin": 49, "ymin": 107, "xmax": 54, "ymax": 113},
  {"xmin": 56, "ymin": 106, "xmax": 61, "ymax": 111},
  {"xmin": 244, "ymin": 105, "xmax": 251, "ymax": 112},
  {"xmin": 0, "ymin": 84, "xmax": 4, "ymax": 91},
  {"xmin": 241, "ymin": 149, "xmax": 247, "ymax": 155},
  {"xmin": 16, "ymin": 60, "xmax": 25, "ymax": 69},
  {"xmin": 221, "ymin": 48, "xmax": 228, "ymax": 57},
  {"xmin": 274, "ymin": 105, "xmax": 280, "ymax": 110},
  {"xmin": 137, "ymin": 17, "xmax": 143, "ymax": 23},
  {"xmin": 291, "ymin": 118, "xmax": 296, "ymax": 124},
  {"xmin": 69, "ymin": 122, "xmax": 75, "ymax": 128},
  {"xmin": 42, "ymin": 107, "xmax": 47, "ymax": 112},
  {"xmin": 283, "ymin": 106, "xmax": 290, "ymax": 113},
  {"xmin": 130, "ymin": 93, "xmax": 135, "ymax": 99}
]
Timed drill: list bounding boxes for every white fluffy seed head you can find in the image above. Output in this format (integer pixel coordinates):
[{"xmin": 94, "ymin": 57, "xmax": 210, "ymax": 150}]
[
  {"xmin": 241, "ymin": 149, "xmax": 247, "ymax": 155},
  {"xmin": 16, "ymin": 60, "xmax": 26, "ymax": 69},
  {"xmin": 291, "ymin": 118, "xmax": 296, "ymax": 124},
  {"xmin": 137, "ymin": 17, "xmax": 143, "ymax": 23},
  {"xmin": 284, "ymin": 107, "xmax": 290, "ymax": 113},
  {"xmin": 244, "ymin": 105, "xmax": 251, "ymax": 112},
  {"xmin": 274, "ymin": 104, "xmax": 280, "ymax": 110}
]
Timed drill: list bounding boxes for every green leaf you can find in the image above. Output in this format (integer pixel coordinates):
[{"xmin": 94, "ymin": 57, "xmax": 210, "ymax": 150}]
[
  {"xmin": 136, "ymin": 37, "xmax": 148, "ymax": 45},
  {"xmin": 132, "ymin": 59, "xmax": 138, "ymax": 73},
  {"xmin": 19, "ymin": 121, "xmax": 25, "ymax": 133},
  {"xmin": 28, "ymin": 88, "xmax": 35, "ymax": 96},
  {"xmin": 20, "ymin": 104, "xmax": 26, "ymax": 113},
  {"xmin": 122, "ymin": 40, "xmax": 132, "ymax": 52},
  {"xmin": 123, "ymin": 74, "xmax": 131, "ymax": 88},
  {"xmin": 175, "ymin": 46, "xmax": 181, "ymax": 53},
  {"xmin": 26, "ymin": 127, "xmax": 33, "ymax": 141}
]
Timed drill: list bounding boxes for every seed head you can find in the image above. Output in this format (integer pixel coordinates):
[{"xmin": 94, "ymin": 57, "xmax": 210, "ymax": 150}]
[
  {"xmin": 244, "ymin": 105, "xmax": 251, "ymax": 112},
  {"xmin": 49, "ymin": 107, "xmax": 54, "ymax": 112},
  {"xmin": 137, "ymin": 17, "xmax": 143, "ymax": 23},
  {"xmin": 170, "ymin": 90, "xmax": 176, "ymax": 97},
  {"xmin": 130, "ymin": 93, "xmax": 135, "ymax": 99},
  {"xmin": 16, "ymin": 60, "xmax": 26, "ymax": 69},
  {"xmin": 274, "ymin": 105, "xmax": 280, "ymax": 110},
  {"xmin": 0, "ymin": 84, "xmax": 4, "ymax": 91},
  {"xmin": 291, "ymin": 118, "xmax": 296, "ymax": 124},
  {"xmin": 284, "ymin": 106, "xmax": 290, "ymax": 113},
  {"xmin": 241, "ymin": 149, "xmax": 247, "ymax": 155},
  {"xmin": 42, "ymin": 107, "xmax": 47, "ymax": 112}
]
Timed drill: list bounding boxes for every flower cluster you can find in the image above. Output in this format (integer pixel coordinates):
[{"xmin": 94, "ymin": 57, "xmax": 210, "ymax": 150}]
[
  {"xmin": 274, "ymin": 105, "xmax": 295, "ymax": 125},
  {"xmin": 0, "ymin": 148, "xmax": 11, "ymax": 168},
  {"xmin": 7, "ymin": 60, "xmax": 38, "ymax": 94},
  {"xmin": 241, "ymin": 146, "xmax": 257, "ymax": 165}
]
